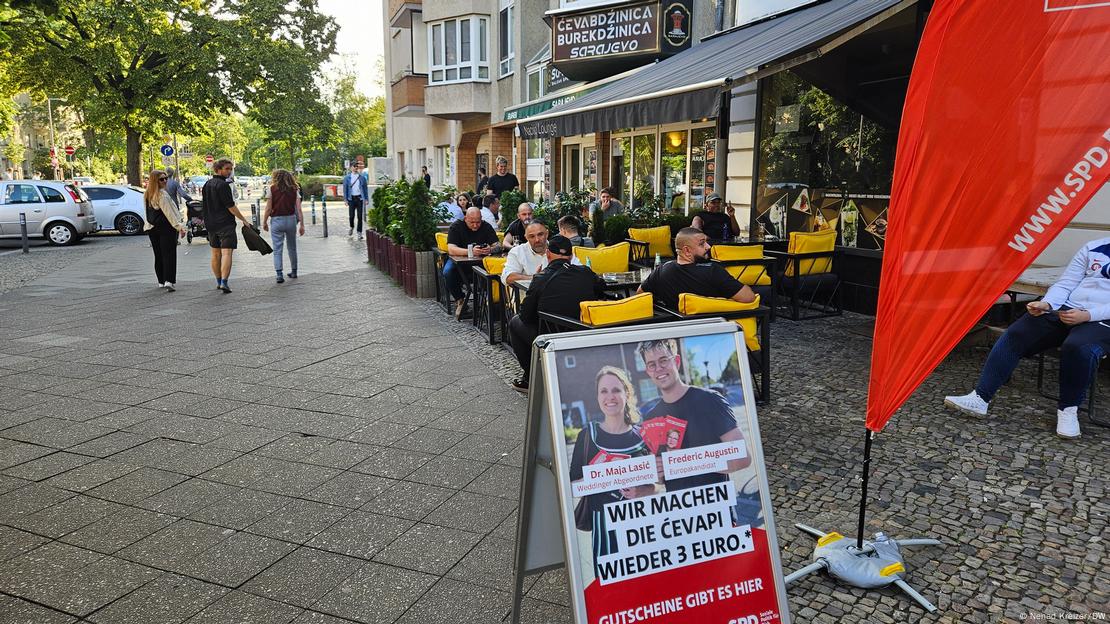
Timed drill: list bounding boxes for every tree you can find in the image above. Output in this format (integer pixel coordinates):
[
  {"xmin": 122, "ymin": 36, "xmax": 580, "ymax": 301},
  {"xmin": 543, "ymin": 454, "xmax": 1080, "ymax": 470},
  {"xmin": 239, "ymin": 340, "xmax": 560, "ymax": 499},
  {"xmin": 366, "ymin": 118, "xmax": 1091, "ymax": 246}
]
[{"xmin": 7, "ymin": 0, "xmax": 337, "ymax": 184}]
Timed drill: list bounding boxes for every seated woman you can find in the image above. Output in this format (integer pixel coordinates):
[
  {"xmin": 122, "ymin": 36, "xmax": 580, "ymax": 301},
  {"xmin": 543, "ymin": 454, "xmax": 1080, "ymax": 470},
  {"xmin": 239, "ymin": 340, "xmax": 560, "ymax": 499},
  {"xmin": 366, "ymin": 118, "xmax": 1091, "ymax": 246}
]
[{"xmin": 945, "ymin": 238, "xmax": 1110, "ymax": 439}]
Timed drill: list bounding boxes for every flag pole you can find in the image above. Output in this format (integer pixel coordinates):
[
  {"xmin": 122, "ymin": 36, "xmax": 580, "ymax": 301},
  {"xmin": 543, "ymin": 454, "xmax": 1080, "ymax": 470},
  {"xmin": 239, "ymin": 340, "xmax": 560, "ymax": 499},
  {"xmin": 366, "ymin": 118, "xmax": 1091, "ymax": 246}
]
[{"xmin": 855, "ymin": 428, "xmax": 874, "ymax": 550}]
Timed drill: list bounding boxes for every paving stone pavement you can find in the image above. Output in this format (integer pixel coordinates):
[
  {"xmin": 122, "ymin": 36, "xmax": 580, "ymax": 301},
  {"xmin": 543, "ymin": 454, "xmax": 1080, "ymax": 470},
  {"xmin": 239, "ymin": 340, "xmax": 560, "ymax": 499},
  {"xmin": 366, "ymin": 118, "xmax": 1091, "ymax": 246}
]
[{"xmin": 0, "ymin": 232, "xmax": 1107, "ymax": 623}]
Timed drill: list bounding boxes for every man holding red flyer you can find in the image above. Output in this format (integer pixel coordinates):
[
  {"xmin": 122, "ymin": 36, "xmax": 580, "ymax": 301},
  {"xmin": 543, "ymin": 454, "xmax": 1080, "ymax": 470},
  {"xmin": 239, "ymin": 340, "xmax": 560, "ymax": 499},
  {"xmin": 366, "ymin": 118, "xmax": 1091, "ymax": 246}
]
[{"xmin": 637, "ymin": 338, "xmax": 750, "ymax": 490}]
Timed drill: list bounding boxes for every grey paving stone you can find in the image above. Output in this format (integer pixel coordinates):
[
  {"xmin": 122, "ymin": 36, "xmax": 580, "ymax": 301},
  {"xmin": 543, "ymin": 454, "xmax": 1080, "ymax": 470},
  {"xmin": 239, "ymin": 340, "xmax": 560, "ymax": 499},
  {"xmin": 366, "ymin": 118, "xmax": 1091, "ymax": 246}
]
[
  {"xmin": 188, "ymin": 488, "xmax": 290, "ymax": 530},
  {"xmin": 0, "ymin": 594, "xmax": 78, "ymax": 624},
  {"xmin": 1, "ymin": 451, "xmax": 94, "ymax": 482},
  {"xmin": 66, "ymin": 430, "xmax": 152, "ymax": 458},
  {"xmin": 516, "ymin": 598, "xmax": 573, "ymax": 624},
  {"xmin": 372, "ymin": 523, "xmax": 483, "ymax": 576},
  {"xmin": 44, "ymin": 458, "xmax": 138, "ymax": 492},
  {"xmin": 186, "ymin": 590, "xmax": 304, "ymax": 624},
  {"xmin": 243, "ymin": 546, "xmax": 364, "ymax": 608},
  {"xmin": 111, "ymin": 438, "xmax": 198, "ymax": 467},
  {"xmin": 423, "ymin": 491, "xmax": 516, "ymax": 536},
  {"xmin": 303, "ymin": 471, "xmax": 395, "ymax": 509},
  {"xmin": 126, "ymin": 414, "xmax": 234, "ymax": 445},
  {"xmin": 394, "ymin": 577, "xmax": 511, "ymax": 624},
  {"xmin": 307, "ymin": 511, "xmax": 414, "ymax": 560},
  {"xmin": 135, "ymin": 478, "xmax": 240, "ymax": 516},
  {"xmin": 343, "ymin": 422, "xmax": 420, "ymax": 446},
  {"xmin": 254, "ymin": 434, "xmax": 335, "ymax": 462},
  {"xmin": 0, "ymin": 474, "xmax": 30, "ymax": 496},
  {"xmin": 0, "ymin": 526, "xmax": 51, "ymax": 563},
  {"xmin": 0, "ymin": 439, "xmax": 55, "ymax": 470},
  {"xmin": 251, "ymin": 461, "xmax": 343, "ymax": 498},
  {"xmin": 83, "ymin": 406, "xmax": 163, "ymax": 430},
  {"xmin": 444, "ymin": 535, "xmax": 515, "ymax": 591},
  {"xmin": 442, "ymin": 433, "xmax": 520, "ymax": 463},
  {"xmin": 312, "ymin": 562, "xmax": 436, "ymax": 624},
  {"xmin": 246, "ymin": 498, "xmax": 350, "ymax": 544},
  {"xmin": 149, "ymin": 444, "xmax": 242, "ymax": 477},
  {"xmin": 405, "ymin": 455, "xmax": 492, "ymax": 490},
  {"xmin": 301, "ymin": 440, "xmax": 378, "ymax": 470},
  {"xmin": 179, "ymin": 531, "xmax": 297, "ymax": 588},
  {"xmin": 350, "ymin": 446, "xmax": 434, "ymax": 480},
  {"xmin": 88, "ymin": 573, "xmax": 228, "ymax": 624},
  {"xmin": 199, "ymin": 454, "xmax": 289, "ymax": 487},
  {"xmin": 86, "ymin": 467, "xmax": 188, "ymax": 505},
  {"xmin": 464, "ymin": 464, "xmax": 522, "ymax": 500},
  {"xmin": 11, "ymin": 493, "xmax": 122, "ymax": 539},
  {"xmin": 207, "ymin": 425, "xmax": 287, "ymax": 452},
  {"xmin": 117, "ymin": 520, "xmax": 232, "ymax": 571},
  {"xmin": 363, "ymin": 480, "xmax": 455, "ymax": 521},
  {"xmin": 0, "ymin": 483, "xmax": 75, "ymax": 525},
  {"xmin": 289, "ymin": 611, "xmax": 350, "ymax": 624},
  {"xmin": 390, "ymin": 427, "xmax": 466, "ymax": 455},
  {"xmin": 60, "ymin": 506, "xmax": 178, "ymax": 555}
]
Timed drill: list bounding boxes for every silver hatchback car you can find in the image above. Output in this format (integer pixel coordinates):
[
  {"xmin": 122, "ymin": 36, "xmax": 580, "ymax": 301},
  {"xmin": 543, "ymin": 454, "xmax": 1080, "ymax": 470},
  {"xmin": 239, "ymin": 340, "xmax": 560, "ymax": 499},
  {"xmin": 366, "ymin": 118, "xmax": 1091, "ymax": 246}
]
[{"xmin": 0, "ymin": 180, "xmax": 97, "ymax": 245}]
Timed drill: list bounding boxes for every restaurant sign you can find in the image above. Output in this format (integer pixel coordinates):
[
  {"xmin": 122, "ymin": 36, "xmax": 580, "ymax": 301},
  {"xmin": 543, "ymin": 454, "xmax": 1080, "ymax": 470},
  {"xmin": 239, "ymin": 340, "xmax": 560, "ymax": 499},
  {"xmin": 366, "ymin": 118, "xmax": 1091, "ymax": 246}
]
[{"xmin": 550, "ymin": 0, "xmax": 693, "ymax": 81}]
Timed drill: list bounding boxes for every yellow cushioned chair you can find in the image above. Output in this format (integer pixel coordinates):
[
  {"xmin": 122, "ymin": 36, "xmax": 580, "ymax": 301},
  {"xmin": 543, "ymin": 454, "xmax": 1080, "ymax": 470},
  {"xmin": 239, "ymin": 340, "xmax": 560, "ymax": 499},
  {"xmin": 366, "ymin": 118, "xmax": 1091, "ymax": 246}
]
[
  {"xmin": 482, "ymin": 256, "xmax": 508, "ymax": 303},
  {"xmin": 678, "ymin": 293, "xmax": 762, "ymax": 352},
  {"xmin": 628, "ymin": 226, "xmax": 672, "ymax": 259},
  {"xmin": 580, "ymin": 292, "xmax": 653, "ymax": 326},
  {"xmin": 710, "ymin": 244, "xmax": 772, "ymax": 286},
  {"xmin": 573, "ymin": 242, "xmax": 630, "ymax": 273},
  {"xmin": 785, "ymin": 230, "xmax": 836, "ymax": 277},
  {"xmin": 435, "ymin": 232, "xmax": 449, "ymax": 253}
]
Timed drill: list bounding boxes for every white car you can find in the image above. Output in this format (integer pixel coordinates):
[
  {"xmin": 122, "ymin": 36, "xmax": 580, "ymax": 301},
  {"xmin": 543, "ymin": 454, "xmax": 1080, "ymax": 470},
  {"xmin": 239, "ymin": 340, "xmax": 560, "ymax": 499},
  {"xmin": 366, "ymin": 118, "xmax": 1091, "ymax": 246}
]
[
  {"xmin": 0, "ymin": 180, "xmax": 97, "ymax": 245},
  {"xmin": 82, "ymin": 185, "xmax": 148, "ymax": 236},
  {"xmin": 72, "ymin": 176, "xmax": 98, "ymax": 186}
]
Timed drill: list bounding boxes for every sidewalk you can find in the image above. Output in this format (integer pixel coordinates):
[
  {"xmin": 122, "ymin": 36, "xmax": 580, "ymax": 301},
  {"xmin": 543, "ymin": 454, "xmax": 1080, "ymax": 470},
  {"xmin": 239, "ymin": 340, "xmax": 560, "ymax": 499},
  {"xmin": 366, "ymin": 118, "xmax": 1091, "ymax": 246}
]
[{"xmin": 0, "ymin": 226, "xmax": 1106, "ymax": 623}]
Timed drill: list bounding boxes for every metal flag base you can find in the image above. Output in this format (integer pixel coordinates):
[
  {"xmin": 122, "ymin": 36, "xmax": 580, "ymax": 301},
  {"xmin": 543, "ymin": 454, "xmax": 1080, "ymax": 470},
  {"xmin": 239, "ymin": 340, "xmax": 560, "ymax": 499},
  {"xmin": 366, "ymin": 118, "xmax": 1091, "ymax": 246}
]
[{"xmin": 784, "ymin": 523, "xmax": 943, "ymax": 613}]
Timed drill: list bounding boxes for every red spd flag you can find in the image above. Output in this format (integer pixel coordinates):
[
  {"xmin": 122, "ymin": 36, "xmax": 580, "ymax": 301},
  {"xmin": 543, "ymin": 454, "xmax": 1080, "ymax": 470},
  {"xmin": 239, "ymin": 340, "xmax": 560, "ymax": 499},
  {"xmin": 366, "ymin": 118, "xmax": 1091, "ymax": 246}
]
[{"xmin": 867, "ymin": 0, "xmax": 1110, "ymax": 432}]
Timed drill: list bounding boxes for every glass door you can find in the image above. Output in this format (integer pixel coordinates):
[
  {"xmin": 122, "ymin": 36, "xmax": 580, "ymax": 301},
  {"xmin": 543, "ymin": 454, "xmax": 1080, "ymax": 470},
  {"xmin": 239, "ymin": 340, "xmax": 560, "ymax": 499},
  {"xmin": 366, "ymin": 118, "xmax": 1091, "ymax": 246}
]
[{"xmin": 564, "ymin": 145, "xmax": 581, "ymax": 192}]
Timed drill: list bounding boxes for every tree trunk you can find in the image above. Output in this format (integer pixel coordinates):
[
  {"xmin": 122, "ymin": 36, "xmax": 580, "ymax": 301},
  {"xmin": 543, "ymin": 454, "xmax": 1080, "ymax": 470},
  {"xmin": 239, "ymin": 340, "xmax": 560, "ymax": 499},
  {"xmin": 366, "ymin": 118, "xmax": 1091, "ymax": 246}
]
[{"xmin": 125, "ymin": 123, "xmax": 142, "ymax": 186}]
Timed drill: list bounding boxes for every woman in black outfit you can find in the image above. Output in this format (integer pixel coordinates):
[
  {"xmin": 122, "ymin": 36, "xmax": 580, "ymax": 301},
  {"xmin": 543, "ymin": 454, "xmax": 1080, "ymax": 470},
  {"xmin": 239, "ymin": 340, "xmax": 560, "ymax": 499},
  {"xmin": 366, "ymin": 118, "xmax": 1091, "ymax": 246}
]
[{"xmin": 143, "ymin": 169, "xmax": 186, "ymax": 291}]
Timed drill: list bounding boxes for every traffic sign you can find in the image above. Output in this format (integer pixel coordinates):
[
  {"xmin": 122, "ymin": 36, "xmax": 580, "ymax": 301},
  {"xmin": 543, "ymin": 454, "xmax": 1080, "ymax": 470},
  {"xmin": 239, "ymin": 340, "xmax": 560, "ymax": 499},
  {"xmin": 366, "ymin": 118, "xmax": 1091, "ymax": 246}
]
[
  {"xmin": 64, "ymin": 145, "xmax": 75, "ymax": 156},
  {"xmin": 160, "ymin": 144, "xmax": 174, "ymax": 157},
  {"xmin": 161, "ymin": 155, "xmax": 174, "ymax": 166},
  {"xmin": 180, "ymin": 146, "xmax": 194, "ymax": 159}
]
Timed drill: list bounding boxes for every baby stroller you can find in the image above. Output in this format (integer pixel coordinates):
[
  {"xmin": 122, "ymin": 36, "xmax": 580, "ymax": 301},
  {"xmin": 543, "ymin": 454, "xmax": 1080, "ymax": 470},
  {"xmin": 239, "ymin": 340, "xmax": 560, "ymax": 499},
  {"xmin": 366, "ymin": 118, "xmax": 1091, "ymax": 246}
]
[{"xmin": 185, "ymin": 200, "xmax": 206, "ymax": 244}]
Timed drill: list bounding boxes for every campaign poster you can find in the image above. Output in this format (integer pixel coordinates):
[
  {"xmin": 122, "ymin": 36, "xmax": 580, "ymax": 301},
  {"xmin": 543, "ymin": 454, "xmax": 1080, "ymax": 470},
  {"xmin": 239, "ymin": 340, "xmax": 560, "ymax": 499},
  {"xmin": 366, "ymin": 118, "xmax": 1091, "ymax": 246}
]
[{"xmin": 547, "ymin": 331, "xmax": 789, "ymax": 624}]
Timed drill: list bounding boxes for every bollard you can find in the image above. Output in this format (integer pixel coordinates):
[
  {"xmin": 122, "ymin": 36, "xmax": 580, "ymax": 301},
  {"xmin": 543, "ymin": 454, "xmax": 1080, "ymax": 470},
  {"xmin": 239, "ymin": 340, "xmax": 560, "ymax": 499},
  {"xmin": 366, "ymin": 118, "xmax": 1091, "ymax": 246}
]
[
  {"xmin": 322, "ymin": 197, "xmax": 328, "ymax": 238},
  {"xmin": 251, "ymin": 200, "xmax": 260, "ymax": 228},
  {"xmin": 311, "ymin": 196, "xmax": 317, "ymax": 225},
  {"xmin": 19, "ymin": 212, "xmax": 29, "ymax": 254}
]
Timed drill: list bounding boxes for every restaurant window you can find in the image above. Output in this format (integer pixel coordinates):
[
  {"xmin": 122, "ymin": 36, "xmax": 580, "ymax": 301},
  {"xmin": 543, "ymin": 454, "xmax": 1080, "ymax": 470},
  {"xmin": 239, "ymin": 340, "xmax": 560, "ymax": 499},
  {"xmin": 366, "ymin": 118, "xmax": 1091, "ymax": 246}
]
[
  {"xmin": 526, "ymin": 67, "xmax": 543, "ymax": 101},
  {"xmin": 525, "ymin": 139, "xmax": 545, "ymax": 202},
  {"xmin": 428, "ymin": 17, "xmax": 490, "ymax": 84},
  {"xmin": 499, "ymin": 0, "xmax": 515, "ymax": 77},
  {"xmin": 632, "ymin": 134, "xmax": 656, "ymax": 208},
  {"xmin": 610, "ymin": 136, "xmax": 631, "ymax": 204},
  {"xmin": 687, "ymin": 127, "xmax": 715, "ymax": 212},
  {"xmin": 754, "ymin": 71, "xmax": 898, "ymax": 248},
  {"xmin": 660, "ymin": 130, "xmax": 688, "ymax": 213}
]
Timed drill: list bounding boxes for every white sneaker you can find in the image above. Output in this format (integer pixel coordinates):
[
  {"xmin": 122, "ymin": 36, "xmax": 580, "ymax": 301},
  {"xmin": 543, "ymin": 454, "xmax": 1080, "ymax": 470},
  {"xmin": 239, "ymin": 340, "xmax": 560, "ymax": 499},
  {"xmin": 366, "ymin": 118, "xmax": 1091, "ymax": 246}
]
[
  {"xmin": 164, "ymin": 283, "xmax": 175, "ymax": 292},
  {"xmin": 943, "ymin": 391, "xmax": 988, "ymax": 416},
  {"xmin": 157, "ymin": 282, "xmax": 165, "ymax": 288},
  {"xmin": 1056, "ymin": 407, "xmax": 1081, "ymax": 438}
]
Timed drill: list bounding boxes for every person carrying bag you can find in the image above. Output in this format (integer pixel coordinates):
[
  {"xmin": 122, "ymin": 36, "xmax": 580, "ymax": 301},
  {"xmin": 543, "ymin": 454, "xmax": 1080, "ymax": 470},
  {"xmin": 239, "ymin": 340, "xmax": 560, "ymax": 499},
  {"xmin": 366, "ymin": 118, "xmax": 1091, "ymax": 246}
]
[{"xmin": 143, "ymin": 169, "xmax": 187, "ymax": 291}]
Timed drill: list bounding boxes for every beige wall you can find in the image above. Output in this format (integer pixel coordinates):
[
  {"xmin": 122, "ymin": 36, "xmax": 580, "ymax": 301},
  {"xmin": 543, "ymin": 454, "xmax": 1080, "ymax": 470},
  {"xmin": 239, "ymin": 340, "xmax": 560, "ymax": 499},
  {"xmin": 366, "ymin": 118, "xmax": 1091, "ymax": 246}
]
[{"xmin": 725, "ymin": 81, "xmax": 758, "ymax": 233}]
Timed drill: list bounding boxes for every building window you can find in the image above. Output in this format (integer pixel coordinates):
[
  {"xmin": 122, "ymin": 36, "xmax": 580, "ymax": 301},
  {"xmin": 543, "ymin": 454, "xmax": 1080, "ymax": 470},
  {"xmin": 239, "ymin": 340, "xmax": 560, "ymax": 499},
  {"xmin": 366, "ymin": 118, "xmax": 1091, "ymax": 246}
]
[
  {"xmin": 428, "ymin": 16, "xmax": 490, "ymax": 84},
  {"xmin": 499, "ymin": 0, "xmax": 514, "ymax": 77},
  {"xmin": 435, "ymin": 146, "xmax": 452, "ymax": 186},
  {"xmin": 526, "ymin": 67, "xmax": 543, "ymax": 101}
]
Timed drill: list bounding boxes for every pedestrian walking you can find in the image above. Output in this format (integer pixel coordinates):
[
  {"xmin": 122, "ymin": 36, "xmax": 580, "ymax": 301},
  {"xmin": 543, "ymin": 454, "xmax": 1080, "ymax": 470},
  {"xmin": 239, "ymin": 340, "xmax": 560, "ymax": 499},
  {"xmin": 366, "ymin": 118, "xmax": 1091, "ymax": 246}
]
[
  {"xmin": 262, "ymin": 169, "xmax": 304, "ymax": 284},
  {"xmin": 2, "ymin": 168, "xmax": 12, "ymax": 180},
  {"xmin": 164, "ymin": 167, "xmax": 194, "ymax": 213},
  {"xmin": 421, "ymin": 166, "xmax": 432, "ymax": 188},
  {"xmin": 201, "ymin": 158, "xmax": 252, "ymax": 293},
  {"xmin": 343, "ymin": 162, "xmax": 369, "ymax": 239},
  {"xmin": 143, "ymin": 169, "xmax": 187, "ymax": 291}
]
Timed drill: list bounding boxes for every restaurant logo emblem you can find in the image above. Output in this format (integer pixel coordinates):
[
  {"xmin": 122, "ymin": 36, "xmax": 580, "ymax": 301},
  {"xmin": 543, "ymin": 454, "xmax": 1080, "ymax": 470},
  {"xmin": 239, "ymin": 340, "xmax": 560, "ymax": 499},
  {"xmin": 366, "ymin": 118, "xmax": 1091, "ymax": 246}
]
[{"xmin": 663, "ymin": 3, "xmax": 690, "ymax": 47}]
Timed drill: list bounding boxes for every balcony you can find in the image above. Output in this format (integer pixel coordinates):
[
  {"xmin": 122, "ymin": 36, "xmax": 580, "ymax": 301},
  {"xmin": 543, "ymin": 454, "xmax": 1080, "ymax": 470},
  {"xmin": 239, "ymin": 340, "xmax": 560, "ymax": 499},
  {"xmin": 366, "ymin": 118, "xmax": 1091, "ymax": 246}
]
[
  {"xmin": 389, "ymin": 0, "xmax": 421, "ymax": 27},
  {"xmin": 391, "ymin": 74, "xmax": 427, "ymax": 117},
  {"xmin": 424, "ymin": 81, "xmax": 491, "ymax": 120}
]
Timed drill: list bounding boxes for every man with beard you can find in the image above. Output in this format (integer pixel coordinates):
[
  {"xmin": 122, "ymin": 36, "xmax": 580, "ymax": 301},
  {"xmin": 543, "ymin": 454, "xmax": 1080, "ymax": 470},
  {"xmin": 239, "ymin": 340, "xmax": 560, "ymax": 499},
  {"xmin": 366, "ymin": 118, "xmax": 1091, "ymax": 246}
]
[
  {"xmin": 637, "ymin": 227, "xmax": 755, "ymax": 310},
  {"xmin": 502, "ymin": 202, "xmax": 535, "ymax": 247},
  {"xmin": 501, "ymin": 221, "xmax": 549, "ymax": 286},
  {"xmin": 637, "ymin": 338, "xmax": 751, "ymax": 491}
]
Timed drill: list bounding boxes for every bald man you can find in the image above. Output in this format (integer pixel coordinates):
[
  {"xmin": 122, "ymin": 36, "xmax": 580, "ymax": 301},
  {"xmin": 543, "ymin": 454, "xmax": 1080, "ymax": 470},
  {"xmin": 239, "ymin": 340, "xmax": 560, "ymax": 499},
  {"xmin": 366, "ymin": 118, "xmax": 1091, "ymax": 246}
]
[
  {"xmin": 503, "ymin": 202, "xmax": 535, "ymax": 247},
  {"xmin": 445, "ymin": 207, "xmax": 500, "ymax": 319},
  {"xmin": 502, "ymin": 221, "xmax": 550, "ymax": 285},
  {"xmin": 638, "ymin": 227, "xmax": 755, "ymax": 310}
]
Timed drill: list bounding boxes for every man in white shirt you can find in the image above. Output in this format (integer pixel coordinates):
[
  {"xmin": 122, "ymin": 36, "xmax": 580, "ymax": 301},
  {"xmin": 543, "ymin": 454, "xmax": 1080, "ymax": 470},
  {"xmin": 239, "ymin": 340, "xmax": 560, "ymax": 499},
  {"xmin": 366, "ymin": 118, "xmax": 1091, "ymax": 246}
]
[
  {"xmin": 945, "ymin": 237, "xmax": 1110, "ymax": 439},
  {"xmin": 501, "ymin": 222, "xmax": 550, "ymax": 286},
  {"xmin": 481, "ymin": 195, "xmax": 501, "ymax": 230}
]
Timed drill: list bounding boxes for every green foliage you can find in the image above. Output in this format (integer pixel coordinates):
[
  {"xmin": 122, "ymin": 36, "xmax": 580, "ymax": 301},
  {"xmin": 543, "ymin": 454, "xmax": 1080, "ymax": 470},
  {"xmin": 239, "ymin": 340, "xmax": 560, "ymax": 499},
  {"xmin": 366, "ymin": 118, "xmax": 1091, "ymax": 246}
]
[
  {"xmin": 2, "ymin": 134, "xmax": 23, "ymax": 165},
  {"xmin": 532, "ymin": 188, "xmax": 590, "ymax": 232},
  {"xmin": 664, "ymin": 212, "xmax": 694, "ymax": 233},
  {"xmin": 402, "ymin": 178, "xmax": 439, "ymax": 252},
  {"xmin": 591, "ymin": 207, "xmax": 605, "ymax": 240},
  {"xmin": 498, "ymin": 189, "xmax": 528, "ymax": 230},
  {"xmin": 603, "ymin": 214, "xmax": 633, "ymax": 246},
  {"xmin": 370, "ymin": 177, "xmax": 409, "ymax": 235}
]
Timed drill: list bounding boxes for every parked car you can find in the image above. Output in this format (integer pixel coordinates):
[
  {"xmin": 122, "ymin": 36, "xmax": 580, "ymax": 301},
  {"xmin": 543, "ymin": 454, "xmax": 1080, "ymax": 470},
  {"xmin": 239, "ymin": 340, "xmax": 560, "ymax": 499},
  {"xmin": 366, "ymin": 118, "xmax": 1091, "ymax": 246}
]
[
  {"xmin": 82, "ymin": 184, "xmax": 147, "ymax": 235},
  {"xmin": 0, "ymin": 180, "xmax": 97, "ymax": 245},
  {"xmin": 72, "ymin": 176, "xmax": 98, "ymax": 186}
]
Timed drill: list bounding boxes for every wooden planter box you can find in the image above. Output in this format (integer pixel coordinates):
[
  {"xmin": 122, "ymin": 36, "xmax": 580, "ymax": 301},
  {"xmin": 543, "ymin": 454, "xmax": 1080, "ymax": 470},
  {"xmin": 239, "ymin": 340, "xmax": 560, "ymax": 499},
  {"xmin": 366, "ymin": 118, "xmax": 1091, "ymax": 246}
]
[
  {"xmin": 413, "ymin": 250, "xmax": 437, "ymax": 298},
  {"xmin": 367, "ymin": 230, "xmax": 379, "ymax": 264},
  {"xmin": 390, "ymin": 241, "xmax": 403, "ymax": 283},
  {"xmin": 380, "ymin": 236, "xmax": 393, "ymax": 273},
  {"xmin": 401, "ymin": 245, "xmax": 417, "ymax": 296}
]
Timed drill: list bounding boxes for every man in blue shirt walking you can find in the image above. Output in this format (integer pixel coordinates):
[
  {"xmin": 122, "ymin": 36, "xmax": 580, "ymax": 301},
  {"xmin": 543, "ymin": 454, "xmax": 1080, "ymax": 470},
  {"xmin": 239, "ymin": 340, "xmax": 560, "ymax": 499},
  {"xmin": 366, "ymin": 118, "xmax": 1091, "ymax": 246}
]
[{"xmin": 343, "ymin": 163, "xmax": 370, "ymax": 240}]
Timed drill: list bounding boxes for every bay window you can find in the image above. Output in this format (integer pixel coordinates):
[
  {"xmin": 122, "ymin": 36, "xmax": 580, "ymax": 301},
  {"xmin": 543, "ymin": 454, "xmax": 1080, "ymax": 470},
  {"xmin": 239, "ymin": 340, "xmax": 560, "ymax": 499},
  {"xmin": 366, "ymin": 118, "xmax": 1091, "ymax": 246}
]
[{"xmin": 429, "ymin": 16, "xmax": 490, "ymax": 84}]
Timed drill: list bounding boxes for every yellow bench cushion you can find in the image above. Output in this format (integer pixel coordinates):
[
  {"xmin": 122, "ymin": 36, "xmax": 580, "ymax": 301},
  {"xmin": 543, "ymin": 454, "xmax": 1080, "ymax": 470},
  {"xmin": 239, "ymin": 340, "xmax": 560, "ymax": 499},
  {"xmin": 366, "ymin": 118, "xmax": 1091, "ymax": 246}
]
[
  {"xmin": 580, "ymin": 292, "xmax": 653, "ymax": 326},
  {"xmin": 786, "ymin": 230, "xmax": 836, "ymax": 277},
  {"xmin": 573, "ymin": 242, "xmax": 629, "ymax": 273},
  {"xmin": 678, "ymin": 293, "xmax": 762, "ymax": 352},
  {"xmin": 435, "ymin": 232, "xmax": 448, "ymax": 253},
  {"xmin": 710, "ymin": 244, "xmax": 772, "ymax": 286},
  {"xmin": 628, "ymin": 226, "xmax": 672, "ymax": 259},
  {"xmin": 482, "ymin": 256, "xmax": 507, "ymax": 303}
]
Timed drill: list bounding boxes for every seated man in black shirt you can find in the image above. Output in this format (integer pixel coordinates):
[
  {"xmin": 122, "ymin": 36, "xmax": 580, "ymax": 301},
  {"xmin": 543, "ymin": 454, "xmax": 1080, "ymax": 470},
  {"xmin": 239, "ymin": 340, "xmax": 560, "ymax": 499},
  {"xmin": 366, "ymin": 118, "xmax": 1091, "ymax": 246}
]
[
  {"xmin": 638, "ymin": 227, "xmax": 755, "ymax": 310},
  {"xmin": 508, "ymin": 235, "xmax": 605, "ymax": 392},
  {"xmin": 502, "ymin": 202, "xmax": 534, "ymax": 247},
  {"xmin": 638, "ymin": 338, "xmax": 751, "ymax": 492},
  {"xmin": 691, "ymin": 193, "xmax": 740, "ymax": 241},
  {"xmin": 445, "ymin": 207, "xmax": 500, "ymax": 319}
]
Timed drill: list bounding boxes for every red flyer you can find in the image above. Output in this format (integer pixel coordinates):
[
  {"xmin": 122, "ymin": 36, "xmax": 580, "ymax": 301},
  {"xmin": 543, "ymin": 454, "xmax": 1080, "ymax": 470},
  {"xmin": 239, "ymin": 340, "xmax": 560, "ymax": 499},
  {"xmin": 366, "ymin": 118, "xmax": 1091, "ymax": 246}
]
[{"xmin": 640, "ymin": 416, "xmax": 688, "ymax": 454}]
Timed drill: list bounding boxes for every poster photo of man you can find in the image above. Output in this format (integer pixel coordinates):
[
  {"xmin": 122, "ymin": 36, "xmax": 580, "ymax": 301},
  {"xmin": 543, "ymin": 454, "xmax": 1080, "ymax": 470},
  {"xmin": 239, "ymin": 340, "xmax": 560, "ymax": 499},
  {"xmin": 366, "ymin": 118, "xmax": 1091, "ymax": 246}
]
[{"xmin": 550, "ymin": 330, "xmax": 784, "ymax": 624}]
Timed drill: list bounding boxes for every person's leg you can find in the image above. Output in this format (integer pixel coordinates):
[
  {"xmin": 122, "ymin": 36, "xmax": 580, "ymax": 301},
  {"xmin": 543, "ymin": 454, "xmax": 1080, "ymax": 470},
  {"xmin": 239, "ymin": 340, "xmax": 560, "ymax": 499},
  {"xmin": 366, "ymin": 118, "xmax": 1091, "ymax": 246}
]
[
  {"xmin": 348, "ymin": 201, "xmax": 355, "ymax": 235},
  {"xmin": 221, "ymin": 249, "xmax": 233, "ymax": 280},
  {"xmin": 443, "ymin": 259, "xmax": 463, "ymax": 299},
  {"xmin": 162, "ymin": 231, "xmax": 178, "ymax": 285},
  {"xmin": 149, "ymin": 231, "xmax": 165, "ymax": 285},
  {"xmin": 973, "ymin": 313, "xmax": 1069, "ymax": 402},
  {"xmin": 285, "ymin": 217, "xmax": 298, "ymax": 276},
  {"xmin": 1058, "ymin": 321, "xmax": 1110, "ymax": 409},
  {"xmin": 355, "ymin": 198, "xmax": 364, "ymax": 235},
  {"xmin": 210, "ymin": 247, "xmax": 221, "ymax": 284},
  {"xmin": 270, "ymin": 217, "xmax": 286, "ymax": 276},
  {"xmin": 508, "ymin": 315, "xmax": 539, "ymax": 381}
]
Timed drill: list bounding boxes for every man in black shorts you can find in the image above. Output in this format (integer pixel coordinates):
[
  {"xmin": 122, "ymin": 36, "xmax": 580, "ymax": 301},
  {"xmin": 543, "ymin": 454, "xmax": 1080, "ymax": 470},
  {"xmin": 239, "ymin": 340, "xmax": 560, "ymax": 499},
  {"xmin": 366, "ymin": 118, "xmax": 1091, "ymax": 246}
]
[{"xmin": 202, "ymin": 159, "xmax": 252, "ymax": 293}]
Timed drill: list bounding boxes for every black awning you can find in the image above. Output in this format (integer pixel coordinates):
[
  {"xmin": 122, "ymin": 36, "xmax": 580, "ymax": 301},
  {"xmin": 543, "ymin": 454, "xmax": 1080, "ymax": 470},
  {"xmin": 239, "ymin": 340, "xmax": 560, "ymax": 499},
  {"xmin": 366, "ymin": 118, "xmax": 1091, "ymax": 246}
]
[{"xmin": 517, "ymin": 0, "xmax": 913, "ymax": 139}]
